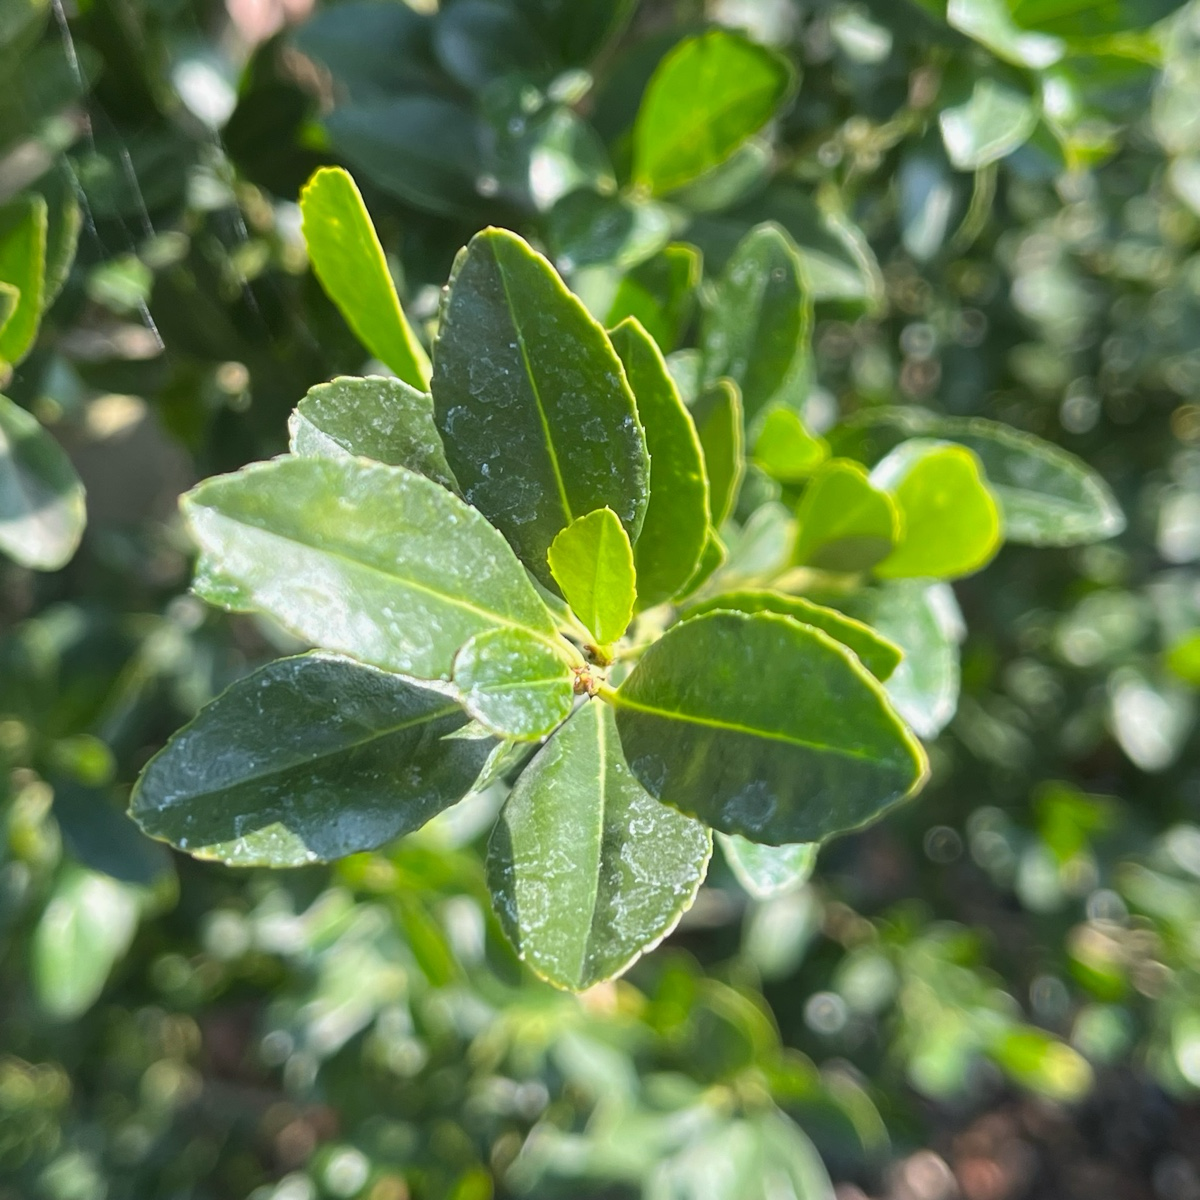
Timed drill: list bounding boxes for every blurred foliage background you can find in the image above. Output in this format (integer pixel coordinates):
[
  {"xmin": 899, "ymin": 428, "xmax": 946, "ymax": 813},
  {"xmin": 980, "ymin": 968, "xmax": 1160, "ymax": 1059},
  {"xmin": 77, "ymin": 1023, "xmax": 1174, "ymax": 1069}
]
[{"xmin": 5, "ymin": 0, "xmax": 1200, "ymax": 1197}]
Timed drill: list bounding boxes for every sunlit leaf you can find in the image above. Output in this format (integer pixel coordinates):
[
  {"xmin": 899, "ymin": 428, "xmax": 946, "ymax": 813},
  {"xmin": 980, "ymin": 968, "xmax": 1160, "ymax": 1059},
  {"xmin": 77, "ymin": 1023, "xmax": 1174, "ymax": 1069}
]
[
  {"xmin": 753, "ymin": 407, "xmax": 828, "ymax": 483},
  {"xmin": 547, "ymin": 507, "xmax": 636, "ymax": 646},
  {"xmin": 792, "ymin": 459, "xmax": 899, "ymax": 573},
  {"xmin": 0, "ymin": 193, "xmax": 47, "ymax": 366}
]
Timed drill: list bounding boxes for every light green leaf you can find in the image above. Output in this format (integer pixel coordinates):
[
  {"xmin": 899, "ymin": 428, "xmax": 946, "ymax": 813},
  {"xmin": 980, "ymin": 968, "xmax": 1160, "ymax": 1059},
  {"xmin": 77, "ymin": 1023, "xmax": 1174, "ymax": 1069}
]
[
  {"xmin": 836, "ymin": 409, "xmax": 1125, "ymax": 546},
  {"xmin": 686, "ymin": 589, "xmax": 903, "ymax": 680},
  {"xmin": 633, "ymin": 30, "xmax": 795, "ymax": 195},
  {"xmin": 547, "ymin": 507, "xmax": 636, "ymax": 646},
  {"xmin": 131, "ymin": 653, "xmax": 492, "ymax": 866},
  {"xmin": 1167, "ymin": 632, "xmax": 1200, "ymax": 687},
  {"xmin": 700, "ymin": 223, "xmax": 812, "ymax": 426},
  {"xmin": 453, "ymin": 627, "xmax": 575, "ymax": 740},
  {"xmin": 0, "ymin": 281, "xmax": 17, "ymax": 333},
  {"xmin": 792, "ymin": 459, "xmax": 899, "ymax": 572},
  {"xmin": 753, "ymin": 407, "xmax": 828, "ymax": 483},
  {"xmin": 0, "ymin": 194, "xmax": 47, "ymax": 366},
  {"xmin": 691, "ymin": 378, "xmax": 745, "ymax": 527},
  {"xmin": 299, "ymin": 166, "xmax": 431, "ymax": 389},
  {"xmin": 432, "ymin": 227, "xmax": 649, "ymax": 589},
  {"xmin": 612, "ymin": 611, "xmax": 928, "ymax": 844},
  {"xmin": 946, "ymin": 0, "xmax": 1064, "ymax": 68},
  {"xmin": 488, "ymin": 699, "xmax": 711, "ymax": 990},
  {"xmin": 719, "ymin": 834, "xmax": 818, "ymax": 900},
  {"xmin": 873, "ymin": 440, "xmax": 1002, "ymax": 580},
  {"xmin": 0, "ymin": 392, "xmax": 86, "ymax": 570},
  {"xmin": 288, "ymin": 375, "xmax": 458, "ymax": 492},
  {"xmin": 939, "ymin": 69, "xmax": 1039, "ymax": 170},
  {"xmin": 842, "ymin": 581, "xmax": 964, "ymax": 739},
  {"xmin": 609, "ymin": 317, "xmax": 709, "ymax": 609},
  {"xmin": 183, "ymin": 455, "xmax": 557, "ymax": 680},
  {"xmin": 32, "ymin": 863, "xmax": 140, "ymax": 1019}
]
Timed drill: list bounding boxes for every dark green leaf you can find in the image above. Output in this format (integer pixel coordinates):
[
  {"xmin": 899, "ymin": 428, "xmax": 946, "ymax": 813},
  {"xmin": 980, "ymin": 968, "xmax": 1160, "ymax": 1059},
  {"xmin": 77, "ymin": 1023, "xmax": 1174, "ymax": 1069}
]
[
  {"xmin": 299, "ymin": 167, "xmax": 431, "ymax": 389},
  {"xmin": 633, "ymin": 30, "xmax": 795, "ymax": 195},
  {"xmin": 184, "ymin": 455, "xmax": 556, "ymax": 680},
  {"xmin": 131, "ymin": 653, "xmax": 493, "ymax": 866},
  {"xmin": 691, "ymin": 379, "xmax": 745, "ymax": 527},
  {"xmin": 613, "ymin": 611, "xmax": 927, "ymax": 844},
  {"xmin": 0, "ymin": 393, "xmax": 86, "ymax": 570},
  {"xmin": 547, "ymin": 507, "xmax": 636, "ymax": 645},
  {"xmin": 433, "ymin": 0, "xmax": 557, "ymax": 93},
  {"xmin": 488, "ymin": 699, "xmax": 711, "ymax": 990},
  {"xmin": 1010, "ymin": 0, "xmax": 1183, "ymax": 38},
  {"xmin": 432, "ymin": 227, "xmax": 649, "ymax": 588},
  {"xmin": 719, "ymin": 834, "xmax": 817, "ymax": 900},
  {"xmin": 603, "ymin": 243, "xmax": 701, "ymax": 353},
  {"xmin": 547, "ymin": 189, "xmax": 671, "ymax": 271},
  {"xmin": 0, "ymin": 193, "xmax": 47, "ymax": 366},
  {"xmin": 609, "ymin": 318, "xmax": 709, "ymax": 608},
  {"xmin": 792, "ymin": 459, "xmax": 899, "ymax": 572},
  {"xmin": 289, "ymin": 375, "xmax": 457, "ymax": 492}
]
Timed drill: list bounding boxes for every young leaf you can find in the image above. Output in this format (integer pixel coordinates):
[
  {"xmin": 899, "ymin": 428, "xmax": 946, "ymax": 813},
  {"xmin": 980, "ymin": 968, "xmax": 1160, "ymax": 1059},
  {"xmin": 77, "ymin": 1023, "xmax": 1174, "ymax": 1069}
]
[
  {"xmin": 547, "ymin": 507, "xmax": 636, "ymax": 646},
  {"xmin": 633, "ymin": 30, "xmax": 795, "ymax": 195},
  {"xmin": 183, "ymin": 456, "xmax": 557, "ymax": 680},
  {"xmin": 691, "ymin": 379, "xmax": 745, "ymax": 527},
  {"xmin": 753, "ymin": 407, "xmax": 828, "ymax": 483},
  {"xmin": 687, "ymin": 589, "xmax": 902, "ymax": 680},
  {"xmin": 792, "ymin": 459, "xmax": 900, "ymax": 572},
  {"xmin": 0, "ymin": 194, "xmax": 47, "ymax": 366},
  {"xmin": 299, "ymin": 166, "xmax": 432, "ymax": 389},
  {"xmin": 488, "ymin": 699, "xmax": 712, "ymax": 991},
  {"xmin": 609, "ymin": 317, "xmax": 709, "ymax": 609},
  {"xmin": 612, "ymin": 611, "xmax": 928, "ymax": 845},
  {"xmin": 718, "ymin": 834, "xmax": 818, "ymax": 900},
  {"xmin": 131, "ymin": 653, "xmax": 493, "ymax": 866},
  {"xmin": 0, "ymin": 392, "xmax": 86, "ymax": 570},
  {"xmin": 432, "ymin": 227, "xmax": 649, "ymax": 589},
  {"xmin": 453, "ymin": 627, "xmax": 575, "ymax": 740},
  {"xmin": 289, "ymin": 375, "xmax": 458, "ymax": 492},
  {"xmin": 700, "ymin": 223, "xmax": 812, "ymax": 425},
  {"xmin": 872, "ymin": 440, "xmax": 1002, "ymax": 580}
]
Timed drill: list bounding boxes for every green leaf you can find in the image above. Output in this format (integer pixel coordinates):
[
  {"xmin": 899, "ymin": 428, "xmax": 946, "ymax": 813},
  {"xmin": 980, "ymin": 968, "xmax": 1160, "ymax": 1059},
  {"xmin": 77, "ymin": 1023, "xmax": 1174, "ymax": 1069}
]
[
  {"xmin": 938, "ymin": 68, "xmax": 1039, "ymax": 170},
  {"xmin": 130, "ymin": 653, "xmax": 494, "ymax": 866},
  {"xmin": 841, "ymin": 581, "xmax": 964, "ymax": 739},
  {"xmin": 183, "ymin": 455, "xmax": 556, "ymax": 680},
  {"xmin": 633, "ymin": 30, "xmax": 795, "ymax": 195},
  {"xmin": 1010, "ymin": 0, "xmax": 1185, "ymax": 37},
  {"xmin": 432, "ymin": 227, "xmax": 649, "ymax": 589},
  {"xmin": 612, "ymin": 611, "xmax": 928, "ymax": 844},
  {"xmin": 41, "ymin": 174, "xmax": 81, "ymax": 308},
  {"xmin": 873, "ymin": 440, "xmax": 1002, "ymax": 580},
  {"xmin": 687, "ymin": 589, "xmax": 903, "ymax": 681},
  {"xmin": 547, "ymin": 507, "xmax": 636, "ymax": 646},
  {"xmin": 691, "ymin": 379, "xmax": 745, "ymax": 527},
  {"xmin": 719, "ymin": 834, "xmax": 818, "ymax": 900},
  {"xmin": 488, "ymin": 699, "xmax": 711, "ymax": 990},
  {"xmin": 946, "ymin": 0, "xmax": 1064, "ymax": 68},
  {"xmin": 0, "ymin": 392, "xmax": 86, "ymax": 570},
  {"xmin": 753, "ymin": 407, "xmax": 828, "ymax": 483},
  {"xmin": 0, "ymin": 281, "xmax": 16, "ymax": 333},
  {"xmin": 604, "ymin": 243, "xmax": 701, "ymax": 353},
  {"xmin": 700, "ymin": 223, "xmax": 812, "ymax": 426},
  {"xmin": 609, "ymin": 318, "xmax": 709, "ymax": 609},
  {"xmin": 288, "ymin": 375, "xmax": 458, "ymax": 492},
  {"xmin": 835, "ymin": 409, "xmax": 1125, "ymax": 546},
  {"xmin": 299, "ymin": 166, "xmax": 432, "ymax": 389},
  {"xmin": 792, "ymin": 459, "xmax": 899, "ymax": 572},
  {"xmin": 546, "ymin": 189, "xmax": 672, "ymax": 271},
  {"xmin": 453, "ymin": 627, "xmax": 575, "ymax": 740},
  {"xmin": 32, "ymin": 863, "xmax": 140, "ymax": 1019},
  {"xmin": 1166, "ymin": 632, "xmax": 1200, "ymax": 687},
  {"xmin": 675, "ymin": 528, "xmax": 728, "ymax": 601},
  {"xmin": 0, "ymin": 194, "xmax": 47, "ymax": 366}
]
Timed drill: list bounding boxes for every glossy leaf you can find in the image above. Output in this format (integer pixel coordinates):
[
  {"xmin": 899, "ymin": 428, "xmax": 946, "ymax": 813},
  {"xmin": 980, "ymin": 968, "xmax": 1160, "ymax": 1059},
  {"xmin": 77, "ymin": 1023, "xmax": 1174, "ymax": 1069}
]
[
  {"xmin": 792, "ymin": 459, "xmax": 899, "ymax": 573},
  {"xmin": 0, "ymin": 392, "xmax": 86, "ymax": 570},
  {"xmin": 719, "ymin": 834, "xmax": 818, "ymax": 900},
  {"xmin": 131, "ymin": 653, "xmax": 493, "ymax": 866},
  {"xmin": 0, "ymin": 193, "xmax": 46, "ymax": 366},
  {"xmin": 547, "ymin": 189, "xmax": 671, "ymax": 271},
  {"xmin": 700, "ymin": 223, "xmax": 812, "ymax": 425},
  {"xmin": 946, "ymin": 0, "xmax": 1064, "ymax": 68},
  {"xmin": 488, "ymin": 699, "xmax": 711, "ymax": 990},
  {"xmin": 183, "ymin": 456, "xmax": 557, "ymax": 680},
  {"xmin": 453, "ymin": 627, "xmax": 575, "ymax": 740},
  {"xmin": 288, "ymin": 375, "xmax": 457, "ymax": 491},
  {"xmin": 687, "ymin": 589, "xmax": 902, "ymax": 681},
  {"xmin": 612, "ymin": 611, "xmax": 928, "ymax": 844},
  {"xmin": 547, "ymin": 507, "xmax": 636, "ymax": 646},
  {"xmin": 432, "ymin": 227, "xmax": 649, "ymax": 589},
  {"xmin": 753, "ymin": 407, "xmax": 828, "ymax": 483},
  {"xmin": 873, "ymin": 440, "xmax": 1002, "ymax": 580},
  {"xmin": 633, "ymin": 30, "xmax": 795, "ymax": 195},
  {"xmin": 939, "ymin": 69, "xmax": 1039, "ymax": 171},
  {"xmin": 299, "ymin": 167, "xmax": 431, "ymax": 389},
  {"xmin": 609, "ymin": 317, "xmax": 709, "ymax": 609},
  {"xmin": 691, "ymin": 379, "xmax": 745, "ymax": 527}
]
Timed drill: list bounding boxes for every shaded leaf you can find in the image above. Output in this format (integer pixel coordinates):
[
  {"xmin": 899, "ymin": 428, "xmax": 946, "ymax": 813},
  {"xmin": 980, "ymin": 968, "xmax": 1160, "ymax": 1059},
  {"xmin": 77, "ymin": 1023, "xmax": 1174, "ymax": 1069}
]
[
  {"xmin": 488, "ymin": 699, "xmax": 711, "ymax": 990},
  {"xmin": 691, "ymin": 379, "xmax": 745, "ymax": 527},
  {"xmin": 719, "ymin": 834, "xmax": 818, "ymax": 900},
  {"xmin": 547, "ymin": 507, "xmax": 636, "ymax": 645},
  {"xmin": 792, "ymin": 459, "xmax": 899, "ymax": 572},
  {"xmin": 604, "ymin": 242, "xmax": 701, "ymax": 353},
  {"xmin": 675, "ymin": 528, "xmax": 728, "ymax": 601},
  {"xmin": 939, "ymin": 67, "xmax": 1039, "ymax": 170}
]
